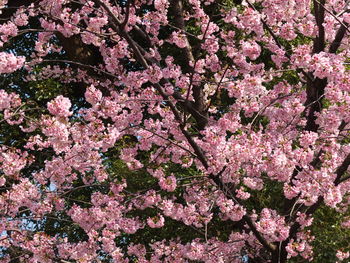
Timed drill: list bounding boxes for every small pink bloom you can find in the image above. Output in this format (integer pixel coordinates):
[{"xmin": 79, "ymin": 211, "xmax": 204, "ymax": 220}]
[
  {"xmin": 159, "ymin": 175, "xmax": 177, "ymax": 192},
  {"xmin": 85, "ymin": 85, "xmax": 102, "ymax": 105},
  {"xmin": 0, "ymin": 176, "xmax": 5, "ymax": 186},
  {"xmin": 336, "ymin": 250, "xmax": 350, "ymax": 261},
  {"xmin": 0, "ymin": 52, "xmax": 24, "ymax": 74},
  {"xmin": 0, "ymin": 89, "xmax": 11, "ymax": 110},
  {"xmin": 147, "ymin": 214, "xmax": 165, "ymax": 228},
  {"xmin": 47, "ymin": 95, "xmax": 72, "ymax": 117}
]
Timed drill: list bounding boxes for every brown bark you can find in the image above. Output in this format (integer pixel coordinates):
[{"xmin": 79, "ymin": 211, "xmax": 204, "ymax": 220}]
[{"xmin": 170, "ymin": 0, "xmax": 208, "ymax": 130}]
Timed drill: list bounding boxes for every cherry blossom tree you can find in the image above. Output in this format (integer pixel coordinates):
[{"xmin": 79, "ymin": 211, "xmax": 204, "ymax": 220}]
[{"xmin": 1, "ymin": 0, "xmax": 350, "ymax": 262}]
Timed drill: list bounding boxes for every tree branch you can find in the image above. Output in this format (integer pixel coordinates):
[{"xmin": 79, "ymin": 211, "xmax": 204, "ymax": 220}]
[
  {"xmin": 335, "ymin": 153, "xmax": 350, "ymax": 185},
  {"xmin": 91, "ymin": 0, "xmax": 278, "ymax": 253},
  {"xmin": 313, "ymin": 0, "xmax": 326, "ymax": 53}
]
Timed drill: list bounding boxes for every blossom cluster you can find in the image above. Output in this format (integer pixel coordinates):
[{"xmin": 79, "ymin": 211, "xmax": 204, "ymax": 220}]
[{"xmin": 1, "ymin": 0, "xmax": 350, "ymax": 262}]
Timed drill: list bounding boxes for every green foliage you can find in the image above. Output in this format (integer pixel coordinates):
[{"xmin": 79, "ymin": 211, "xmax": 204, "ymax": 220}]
[{"xmin": 311, "ymin": 206, "xmax": 350, "ymax": 263}]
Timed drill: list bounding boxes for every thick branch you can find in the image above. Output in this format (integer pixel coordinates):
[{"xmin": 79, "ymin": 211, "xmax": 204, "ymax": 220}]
[
  {"xmin": 335, "ymin": 153, "xmax": 350, "ymax": 185},
  {"xmin": 304, "ymin": 0, "xmax": 327, "ymax": 132},
  {"xmin": 170, "ymin": 0, "xmax": 208, "ymax": 130},
  {"xmin": 329, "ymin": 23, "xmax": 348, "ymax": 53},
  {"xmin": 170, "ymin": 0, "xmax": 195, "ymax": 69},
  {"xmin": 313, "ymin": 0, "xmax": 326, "ymax": 53}
]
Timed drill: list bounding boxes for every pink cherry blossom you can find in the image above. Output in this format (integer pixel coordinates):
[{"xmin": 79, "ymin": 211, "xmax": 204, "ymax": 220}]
[
  {"xmin": 159, "ymin": 175, "xmax": 177, "ymax": 192},
  {"xmin": 147, "ymin": 214, "xmax": 165, "ymax": 228},
  {"xmin": 85, "ymin": 85, "xmax": 102, "ymax": 105},
  {"xmin": 337, "ymin": 250, "xmax": 350, "ymax": 261},
  {"xmin": 0, "ymin": 0, "xmax": 350, "ymax": 262},
  {"xmin": 0, "ymin": 52, "xmax": 24, "ymax": 73},
  {"xmin": 47, "ymin": 95, "xmax": 72, "ymax": 117}
]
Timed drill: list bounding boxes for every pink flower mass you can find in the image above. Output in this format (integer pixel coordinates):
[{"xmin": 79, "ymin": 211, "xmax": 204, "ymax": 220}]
[
  {"xmin": 0, "ymin": 0, "xmax": 350, "ymax": 262},
  {"xmin": 0, "ymin": 52, "xmax": 24, "ymax": 74},
  {"xmin": 47, "ymin": 95, "xmax": 72, "ymax": 117}
]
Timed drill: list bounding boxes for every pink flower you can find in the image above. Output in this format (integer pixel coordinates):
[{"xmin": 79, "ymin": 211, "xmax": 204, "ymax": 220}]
[
  {"xmin": 256, "ymin": 208, "xmax": 290, "ymax": 242},
  {"xmin": 169, "ymin": 31, "xmax": 187, "ymax": 48},
  {"xmin": 4, "ymin": 109, "xmax": 24, "ymax": 125},
  {"xmin": 145, "ymin": 65, "xmax": 163, "ymax": 84},
  {"xmin": 85, "ymin": 85, "xmax": 102, "ymax": 105},
  {"xmin": 47, "ymin": 95, "xmax": 72, "ymax": 117},
  {"xmin": 299, "ymin": 131, "xmax": 318, "ymax": 148},
  {"xmin": 186, "ymin": 241, "xmax": 205, "ymax": 261},
  {"xmin": 236, "ymin": 187, "xmax": 250, "ymax": 200},
  {"xmin": 154, "ymin": 0, "xmax": 169, "ymax": 11},
  {"xmin": 147, "ymin": 214, "xmax": 165, "ymax": 228},
  {"xmin": 0, "ymin": 22, "xmax": 18, "ymax": 42},
  {"xmin": 0, "ymin": 176, "xmax": 5, "ymax": 186},
  {"xmin": 0, "ymin": 52, "xmax": 24, "ymax": 74},
  {"xmin": 159, "ymin": 175, "xmax": 177, "ymax": 192},
  {"xmin": 241, "ymin": 41, "xmax": 261, "ymax": 60},
  {"xmin": 341, "ymin": 217, "xmax": 350, "ymax": 228},
  {"xmin": 0, "ymin": 149, "xmax": 28, "ymax": 176},
  {"xmin": 0, "ymin": 89, "xmax": 10, "ymax": 110},
  {"xmin": 343, "ymin": 13, "xmax": 350, "ymax": 24},
  {"xmin": 280, "ymin": 22, "xmax": 297, "ymax": 40},
  {"xmin": 336, "ymin": 250, "xmax": 350, "ymax": 261},
  {"xmin": 324, "ymin": 186, "xmax": 342, "ymax": 208}
]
